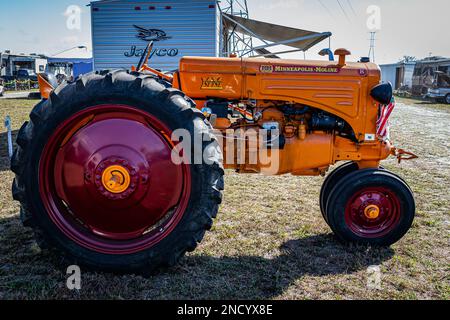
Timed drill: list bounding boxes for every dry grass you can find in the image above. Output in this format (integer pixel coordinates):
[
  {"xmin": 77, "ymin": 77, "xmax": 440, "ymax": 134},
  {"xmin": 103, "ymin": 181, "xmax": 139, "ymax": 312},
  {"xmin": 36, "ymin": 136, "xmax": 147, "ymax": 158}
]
[
  {"xmin": 0, "ymin": 97, "xmax": 448, "ymax": 300},
  {"xmin": 395, "ymin": 96, "xmax": 450, "ymax": 113}
]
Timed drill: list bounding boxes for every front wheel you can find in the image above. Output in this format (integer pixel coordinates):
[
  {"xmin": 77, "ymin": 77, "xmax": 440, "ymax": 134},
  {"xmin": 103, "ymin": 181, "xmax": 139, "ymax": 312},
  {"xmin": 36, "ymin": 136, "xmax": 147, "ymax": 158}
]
[
  {"xmin": 320, "ymin": 162, "xmax": 359, "ymax": 223},
  {"xmin": 11, "ymin": 70, "xmax": 224, "ymax": 273},
  {"xmin": 325, "ymin": 169, "xmax": 415, "ymax": 246}
]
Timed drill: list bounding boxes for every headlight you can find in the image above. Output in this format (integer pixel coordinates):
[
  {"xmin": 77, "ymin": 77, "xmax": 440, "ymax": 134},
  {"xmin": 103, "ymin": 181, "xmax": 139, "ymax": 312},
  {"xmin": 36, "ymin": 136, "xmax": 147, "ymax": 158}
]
[{"xmin": 370, "ymin": 82, "xmax": 393, "ymax": 105}]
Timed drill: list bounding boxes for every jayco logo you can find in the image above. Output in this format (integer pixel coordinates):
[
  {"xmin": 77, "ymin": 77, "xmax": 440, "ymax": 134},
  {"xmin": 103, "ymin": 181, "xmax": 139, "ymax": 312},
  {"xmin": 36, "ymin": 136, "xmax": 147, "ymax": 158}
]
[
  {"xmin": 124, "ymin": 25, "xmax": 179, "ymax": 58},
  {"xmin": 124, "ymin": 46, "xmax": 179, "ymax": 58},
  {"xmin": 133, "ymin": 25, "xmax": 171, "ymax": 42}
]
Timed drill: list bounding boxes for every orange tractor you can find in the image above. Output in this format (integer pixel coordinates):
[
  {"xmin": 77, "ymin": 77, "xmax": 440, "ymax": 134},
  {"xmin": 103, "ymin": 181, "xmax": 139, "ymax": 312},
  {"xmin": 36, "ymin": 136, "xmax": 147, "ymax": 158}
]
[{"xmin": 12, "ymin": 43, "xmax": 416, "ymax": 273}]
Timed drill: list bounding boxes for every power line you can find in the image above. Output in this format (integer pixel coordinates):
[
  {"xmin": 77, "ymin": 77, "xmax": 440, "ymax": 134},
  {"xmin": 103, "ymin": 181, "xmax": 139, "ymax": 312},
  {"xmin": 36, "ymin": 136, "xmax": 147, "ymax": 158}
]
[
  {"xmin": 336, "ymin": 0, "xmax": 351, "ymax": 22},
  {"xmin": 347, "ymin": 0, "xmax": 357, "ymax": 17},
  {"xmin": 317, "ymin": 0, "xmax": 334, "ymax": 19}
]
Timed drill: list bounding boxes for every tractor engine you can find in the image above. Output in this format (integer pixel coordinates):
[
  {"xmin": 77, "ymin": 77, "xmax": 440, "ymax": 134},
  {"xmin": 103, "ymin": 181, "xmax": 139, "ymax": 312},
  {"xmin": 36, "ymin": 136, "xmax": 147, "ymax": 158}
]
[{"xmin": 202, "ymin": 100, "xmax": 352, "ymax": 175}]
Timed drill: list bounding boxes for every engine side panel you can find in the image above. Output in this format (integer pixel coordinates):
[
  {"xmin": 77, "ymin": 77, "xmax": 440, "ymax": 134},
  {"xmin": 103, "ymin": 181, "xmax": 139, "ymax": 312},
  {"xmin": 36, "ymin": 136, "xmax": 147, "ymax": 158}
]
[
  {"xmin": 178, "ymin": 56, "xmax": 381, "ymax": 140},
  {"xmin": 177, "ymin": 56, "xmax": 391, "ymax": 175}
]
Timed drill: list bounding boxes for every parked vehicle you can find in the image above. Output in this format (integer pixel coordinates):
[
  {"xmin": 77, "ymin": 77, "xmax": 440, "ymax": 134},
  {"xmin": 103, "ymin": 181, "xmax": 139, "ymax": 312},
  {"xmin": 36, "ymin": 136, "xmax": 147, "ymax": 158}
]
[
  {"xmin": 16, "ymin": 69, "xmax": 38, "ymax": 82},
  {"xmin": 425, "ymin": 71, "xmax": 450, "ymax": 104},
  {"xmin": 412, "ymin": 58, "xmax": 450, "ymax": 96}
]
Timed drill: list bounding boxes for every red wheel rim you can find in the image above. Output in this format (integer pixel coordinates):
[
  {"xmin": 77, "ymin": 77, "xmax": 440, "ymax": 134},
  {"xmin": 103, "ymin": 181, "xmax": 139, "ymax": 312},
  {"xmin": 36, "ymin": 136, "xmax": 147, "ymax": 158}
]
[
  {"xmin": 39, "ymin": 104, "xmax": 191, "ymax": 255},
  {"xmin": 344, "ymin": 187, "xmax": 401, "ymax": 238}
]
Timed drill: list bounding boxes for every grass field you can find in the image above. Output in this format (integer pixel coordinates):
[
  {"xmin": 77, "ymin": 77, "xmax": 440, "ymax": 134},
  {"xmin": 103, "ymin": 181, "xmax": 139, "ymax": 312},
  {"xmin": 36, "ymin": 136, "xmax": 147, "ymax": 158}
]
[{"xmin": 0, "ymin": 97, "xmax": 448, "ymax": 300}]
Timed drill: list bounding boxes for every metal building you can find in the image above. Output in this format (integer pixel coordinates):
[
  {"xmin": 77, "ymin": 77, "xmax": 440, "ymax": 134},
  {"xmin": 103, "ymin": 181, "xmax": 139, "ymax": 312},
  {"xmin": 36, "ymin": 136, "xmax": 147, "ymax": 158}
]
[
  {"xmin": 90, "ymin": 0, "xmax": 220, "ymax": 71},
  {"xmin": 380, "ymin": 61, "xmax": 416, "ymax": 91}
]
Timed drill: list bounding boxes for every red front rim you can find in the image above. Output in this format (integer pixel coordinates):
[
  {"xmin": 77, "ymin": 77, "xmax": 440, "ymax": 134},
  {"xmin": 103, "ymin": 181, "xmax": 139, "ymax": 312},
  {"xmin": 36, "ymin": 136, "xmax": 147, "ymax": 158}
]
[
  {"xmin": 39, "ymin": 104, "xmax": 191, "ymax": 255},
  {"xmin": 344, "ymin": 187, "xmax": 401, "ymax": 238}
]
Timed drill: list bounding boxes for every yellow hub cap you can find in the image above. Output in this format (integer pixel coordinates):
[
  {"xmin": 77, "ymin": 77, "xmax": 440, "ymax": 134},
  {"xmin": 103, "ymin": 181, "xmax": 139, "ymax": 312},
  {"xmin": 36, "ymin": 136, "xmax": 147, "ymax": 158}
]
[
  {"xmin": 101, "ymin": 165, "xmax": 131, "ymax": 194},
  {"xmin": 364, "ymin": 204, "xmax": 380, "ymax": 220}
]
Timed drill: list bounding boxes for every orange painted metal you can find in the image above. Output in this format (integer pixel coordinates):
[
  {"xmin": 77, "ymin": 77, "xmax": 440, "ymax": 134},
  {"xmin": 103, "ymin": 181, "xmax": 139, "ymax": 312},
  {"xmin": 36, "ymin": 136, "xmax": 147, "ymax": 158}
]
[
  {"xmin": 175, "ymin": 55, "xmax": 392, "ymax": 174},
  {"xmin": 140, "ymin": 65, "xmax": 173, "ymax": 82},
  {"xmin": 37, "ymin": 74, "xmax": 54, "ymax": 100},
  {"xmin": 177, "ymin": 56, "xmax": 381, "ymax": 139}
]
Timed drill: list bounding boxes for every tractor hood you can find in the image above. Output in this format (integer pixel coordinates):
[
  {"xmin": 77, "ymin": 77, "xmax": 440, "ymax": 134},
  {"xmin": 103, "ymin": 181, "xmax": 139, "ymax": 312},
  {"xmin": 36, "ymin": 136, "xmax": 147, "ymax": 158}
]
[
  {"xmin": 178, "ymin": 56, "xmax": 381, "ymax": 100},
  {"xmin": 179, "ymin": 56, "xmax": 380, "ymax": 77},
  {"xmin": 178, "ymin": 56, "xmax": 382, "ymax": 139}
]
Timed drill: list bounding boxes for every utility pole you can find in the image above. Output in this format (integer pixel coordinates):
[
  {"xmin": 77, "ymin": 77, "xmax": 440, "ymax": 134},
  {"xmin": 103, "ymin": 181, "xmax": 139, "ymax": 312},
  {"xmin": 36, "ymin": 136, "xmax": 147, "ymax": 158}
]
[
  {"xmin": 219, "ymin": 0, "xmax": 253, "ymax": 57},
  {"xmin": 368, "ymin": 32, "xmax": 376, "ymax": 62}
]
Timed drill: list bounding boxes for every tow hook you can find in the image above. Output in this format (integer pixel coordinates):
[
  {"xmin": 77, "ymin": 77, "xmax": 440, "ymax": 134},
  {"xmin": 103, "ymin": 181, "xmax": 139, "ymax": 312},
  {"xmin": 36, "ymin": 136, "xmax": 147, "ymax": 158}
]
[{"xmin": 391, "ymin": 147, "xmax": 418, "ymax": 164}]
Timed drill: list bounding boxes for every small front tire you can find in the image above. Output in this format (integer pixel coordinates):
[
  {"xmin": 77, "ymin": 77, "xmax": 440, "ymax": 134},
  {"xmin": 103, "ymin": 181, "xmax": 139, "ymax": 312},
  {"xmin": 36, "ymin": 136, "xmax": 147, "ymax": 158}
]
[
  {"xmin": 320, "ymin": 162, "xmax": 359, "ymax": 223},
  {"xmin": 326, "ymin": 169, "xmax": 415, "ymax": 246}
]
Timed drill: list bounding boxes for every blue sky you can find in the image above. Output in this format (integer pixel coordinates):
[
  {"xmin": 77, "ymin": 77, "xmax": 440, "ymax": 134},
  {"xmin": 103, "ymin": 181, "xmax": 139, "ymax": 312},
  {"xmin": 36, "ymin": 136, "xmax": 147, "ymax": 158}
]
[
  {"xmin": 1, "ymin": 0, "xmax": 449, "ymax": 64},
  {"xmin": 0, "ymin": 0, "xmax": 92, "ymax": 56}
]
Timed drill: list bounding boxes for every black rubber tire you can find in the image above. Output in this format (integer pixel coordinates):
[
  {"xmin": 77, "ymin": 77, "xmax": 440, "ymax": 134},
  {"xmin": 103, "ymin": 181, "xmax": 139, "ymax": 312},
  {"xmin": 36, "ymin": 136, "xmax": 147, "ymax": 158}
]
[
  {"xmin": 325, "ymin": 169, "xmax": 415, "ymax": 246},
  {"xmin": 320, "ymin": 164, "xmax": 394, "ymax": 224},
  {"xmin": 11, "ymin": 69, "xmax": 224, "ymax": 274},
  {"xmin": 320, "ymin": 162, "xmax": 359, "ymax": 223},
  {"xmin": 445, "ymin": 94, "xmax": 450, "ymax": 105}
]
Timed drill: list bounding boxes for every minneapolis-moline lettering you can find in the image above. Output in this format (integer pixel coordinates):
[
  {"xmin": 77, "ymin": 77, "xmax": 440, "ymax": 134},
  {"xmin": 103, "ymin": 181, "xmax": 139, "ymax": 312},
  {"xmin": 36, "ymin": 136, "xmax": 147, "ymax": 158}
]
[{"xmin": 273, "ymin": 66, "xmax": 339, "ymax": 73}]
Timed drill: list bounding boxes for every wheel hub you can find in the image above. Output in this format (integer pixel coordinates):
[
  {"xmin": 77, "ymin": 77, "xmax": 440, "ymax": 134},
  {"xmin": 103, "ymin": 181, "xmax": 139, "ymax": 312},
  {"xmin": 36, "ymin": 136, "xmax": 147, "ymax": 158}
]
[
  {"xmin": 364, "ymin": 204, "xmax": 380, "ymax": 220},
  {"xmin": 92, "ymin": 158, "xmax": 139, "ymax": 200},
  {"xmin": 101, "ymin": 165, "xmax": 131, "ymax": 194},
  {"xmin": 345, "ymin": 187, "xmax": 401, "ymax": 238}
]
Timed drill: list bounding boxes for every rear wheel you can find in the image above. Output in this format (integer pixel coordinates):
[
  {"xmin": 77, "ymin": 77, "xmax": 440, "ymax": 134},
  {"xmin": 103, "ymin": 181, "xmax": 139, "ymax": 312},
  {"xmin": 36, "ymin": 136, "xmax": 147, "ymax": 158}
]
[
  {"xmin": 326, "ymin": 169, "xmax": 415, "ymax": 246},
  {"xmin": 11, "ymin": 70, "xmax": 224, "ymax": 273},
  {"xmin": 445, "ymin": 94, "xmax": 450, "ymax": 104}
]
